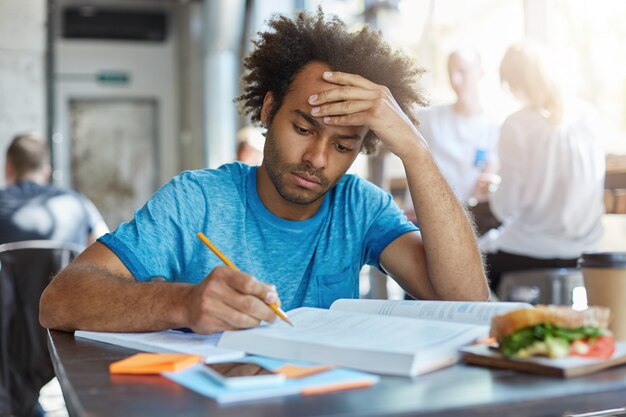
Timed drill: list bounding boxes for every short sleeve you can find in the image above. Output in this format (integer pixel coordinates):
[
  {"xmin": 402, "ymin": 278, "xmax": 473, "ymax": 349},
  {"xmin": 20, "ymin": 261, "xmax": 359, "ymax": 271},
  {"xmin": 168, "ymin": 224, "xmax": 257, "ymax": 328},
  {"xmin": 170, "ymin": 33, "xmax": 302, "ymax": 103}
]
[{"xmin": 98, "ymin": 171, "xmax": 206, "ymax": 282}]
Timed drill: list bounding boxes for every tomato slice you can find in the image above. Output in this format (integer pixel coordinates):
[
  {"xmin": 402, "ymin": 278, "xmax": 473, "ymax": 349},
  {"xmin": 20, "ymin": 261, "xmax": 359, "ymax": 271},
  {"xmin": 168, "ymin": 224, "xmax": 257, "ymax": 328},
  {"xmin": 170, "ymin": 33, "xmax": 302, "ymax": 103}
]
[{"xmin": 569, "ymin": 335, "xmax": 615, "ymax": 359}]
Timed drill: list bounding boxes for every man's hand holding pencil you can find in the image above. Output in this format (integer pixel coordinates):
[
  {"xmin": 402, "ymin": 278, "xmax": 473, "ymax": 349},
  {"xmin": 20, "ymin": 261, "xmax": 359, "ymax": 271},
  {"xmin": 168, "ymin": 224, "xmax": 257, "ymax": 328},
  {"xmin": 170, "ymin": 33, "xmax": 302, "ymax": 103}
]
[
  {"xmin": 186, "ymin": 265, "xmax": 283, "ymax": 333},
  {"xmin": 186, "ymin": 232, "xmax": 293, "ymax": 334}
]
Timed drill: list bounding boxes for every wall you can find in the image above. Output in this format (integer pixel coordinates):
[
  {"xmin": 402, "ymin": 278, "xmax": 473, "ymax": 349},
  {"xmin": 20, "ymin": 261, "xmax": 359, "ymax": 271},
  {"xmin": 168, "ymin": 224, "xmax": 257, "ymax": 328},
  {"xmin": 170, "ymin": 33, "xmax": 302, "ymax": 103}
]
[
  {"xmin": 53, "ymin": 0, "xmax": 180, "ymax": 187},
  {"xmin": 0, "ymin": 0, "xmax": 46, "ymax": 186},
  {"xmin": 177, "ymin": 0, "xmax": 204, "ymax": 171}
]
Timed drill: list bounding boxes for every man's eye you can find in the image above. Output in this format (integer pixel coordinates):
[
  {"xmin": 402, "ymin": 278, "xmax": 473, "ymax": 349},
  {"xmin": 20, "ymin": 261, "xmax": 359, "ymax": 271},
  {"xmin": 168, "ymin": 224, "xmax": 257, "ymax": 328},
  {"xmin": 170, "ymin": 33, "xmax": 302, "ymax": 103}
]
[
  {"xmin": 293, "ymin": 124, "xmax": 311, "ymax": 135},
  {"xmin": 334, "ymin": 143, "xmax": 352, "ymax": 153}
]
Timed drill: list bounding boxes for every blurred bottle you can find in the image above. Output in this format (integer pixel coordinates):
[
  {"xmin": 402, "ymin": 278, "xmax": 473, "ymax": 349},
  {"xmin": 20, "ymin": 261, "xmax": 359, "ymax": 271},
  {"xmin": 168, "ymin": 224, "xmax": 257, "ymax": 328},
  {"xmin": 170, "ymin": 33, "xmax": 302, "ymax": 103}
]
[{"xmin": 467, "ymin": 147, "xmax": 500, "ymax": 207}]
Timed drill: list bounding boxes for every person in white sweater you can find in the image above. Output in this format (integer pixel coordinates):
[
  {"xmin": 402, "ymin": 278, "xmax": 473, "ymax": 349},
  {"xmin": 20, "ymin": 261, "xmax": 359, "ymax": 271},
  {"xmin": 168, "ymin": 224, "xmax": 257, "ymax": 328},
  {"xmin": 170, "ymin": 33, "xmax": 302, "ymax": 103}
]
[{"xmin": 481, "ymin": 42, "xmax": 605, "ymax": 292}]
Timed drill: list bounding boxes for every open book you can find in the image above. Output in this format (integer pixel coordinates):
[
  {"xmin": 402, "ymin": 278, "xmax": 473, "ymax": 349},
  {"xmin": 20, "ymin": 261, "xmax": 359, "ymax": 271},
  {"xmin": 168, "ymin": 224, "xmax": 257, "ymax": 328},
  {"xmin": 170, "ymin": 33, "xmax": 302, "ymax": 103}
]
[{"xmin": 218, "ymin": 299, "xmax": 531, "ymax": 377}]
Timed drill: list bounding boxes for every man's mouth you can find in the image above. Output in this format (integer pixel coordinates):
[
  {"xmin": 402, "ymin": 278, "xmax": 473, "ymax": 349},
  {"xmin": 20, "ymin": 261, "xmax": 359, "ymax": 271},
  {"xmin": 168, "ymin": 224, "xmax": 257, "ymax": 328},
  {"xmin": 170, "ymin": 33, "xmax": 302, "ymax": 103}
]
[{"xmin": 291, "ymin": 171, "xmax": 322, "ymax": 190}]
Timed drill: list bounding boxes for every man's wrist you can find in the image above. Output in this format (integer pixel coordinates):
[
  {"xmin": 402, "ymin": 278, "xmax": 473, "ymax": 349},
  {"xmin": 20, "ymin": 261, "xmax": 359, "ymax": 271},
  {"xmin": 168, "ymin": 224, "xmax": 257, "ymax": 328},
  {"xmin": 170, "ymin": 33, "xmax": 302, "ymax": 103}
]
[
  {"xmin": 162, "ymin": 282, "xmax": 195, "ymax": 329},
  {"xmin": 397, "ymin": 138, "xmax": 431, "ymax": 165}
]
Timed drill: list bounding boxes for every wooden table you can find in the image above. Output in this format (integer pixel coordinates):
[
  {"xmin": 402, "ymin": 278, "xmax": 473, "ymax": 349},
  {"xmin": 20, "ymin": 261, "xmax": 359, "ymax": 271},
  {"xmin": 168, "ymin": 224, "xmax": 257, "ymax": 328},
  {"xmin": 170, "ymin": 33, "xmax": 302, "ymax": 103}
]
[{"xmin": 48, "ymin": 330, "xmax": 626, "ymax": 417}]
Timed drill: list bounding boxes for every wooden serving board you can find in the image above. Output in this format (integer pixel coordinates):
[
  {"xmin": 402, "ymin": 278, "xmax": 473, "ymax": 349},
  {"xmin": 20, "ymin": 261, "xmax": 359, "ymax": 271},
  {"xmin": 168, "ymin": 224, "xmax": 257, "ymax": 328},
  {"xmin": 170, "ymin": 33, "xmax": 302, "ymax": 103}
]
[{"xmin": 461, "ymin": 342, "xmax": 626, "ymax": 378}]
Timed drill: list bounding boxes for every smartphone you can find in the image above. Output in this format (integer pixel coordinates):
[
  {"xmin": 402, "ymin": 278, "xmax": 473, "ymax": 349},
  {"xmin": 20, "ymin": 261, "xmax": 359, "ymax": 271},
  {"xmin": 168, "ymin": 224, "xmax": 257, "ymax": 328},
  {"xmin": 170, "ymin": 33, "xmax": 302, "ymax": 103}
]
[{"xmin": 201, "ymin": 361, "xmax": 285, "ymax": 389}]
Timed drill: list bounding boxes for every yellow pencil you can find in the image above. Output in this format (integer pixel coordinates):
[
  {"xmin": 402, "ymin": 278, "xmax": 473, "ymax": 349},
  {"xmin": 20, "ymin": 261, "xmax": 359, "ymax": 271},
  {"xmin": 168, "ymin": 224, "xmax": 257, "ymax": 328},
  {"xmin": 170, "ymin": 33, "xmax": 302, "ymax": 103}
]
[{"xmin": 196, "ymin": 232, "xmax": 294, "ymax": 326}]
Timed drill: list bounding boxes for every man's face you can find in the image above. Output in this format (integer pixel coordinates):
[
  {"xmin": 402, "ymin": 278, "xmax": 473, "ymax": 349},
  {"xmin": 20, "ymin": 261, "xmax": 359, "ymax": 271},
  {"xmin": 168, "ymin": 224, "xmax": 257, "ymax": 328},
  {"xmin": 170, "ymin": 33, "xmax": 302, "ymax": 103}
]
[{"xmin": 259, "ymin": 62, "xmax": 368, "ymax": 207}]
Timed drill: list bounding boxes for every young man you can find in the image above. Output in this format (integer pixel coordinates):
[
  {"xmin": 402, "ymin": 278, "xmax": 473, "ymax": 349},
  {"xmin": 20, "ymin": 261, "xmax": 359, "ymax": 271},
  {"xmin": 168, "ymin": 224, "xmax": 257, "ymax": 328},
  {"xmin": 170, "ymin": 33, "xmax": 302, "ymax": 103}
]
[
  {"xmin": 40, "ymin": 10, "xmax": 488, "ymax": 334},
  {"xmin": 1, "ymin": 133, "xmax": 108, "ymax": 247}
]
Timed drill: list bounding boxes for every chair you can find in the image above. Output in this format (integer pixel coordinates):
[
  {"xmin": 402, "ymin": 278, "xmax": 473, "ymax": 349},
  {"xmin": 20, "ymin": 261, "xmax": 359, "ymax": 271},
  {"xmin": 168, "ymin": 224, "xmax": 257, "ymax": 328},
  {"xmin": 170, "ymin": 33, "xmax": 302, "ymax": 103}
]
[
  {"xmin": 497, "ymin": 268, "xmax": 585, "ymax": 306},
  {"xmin": 0, "ymin": 240, "xmax": 82, "ymax": 417}
]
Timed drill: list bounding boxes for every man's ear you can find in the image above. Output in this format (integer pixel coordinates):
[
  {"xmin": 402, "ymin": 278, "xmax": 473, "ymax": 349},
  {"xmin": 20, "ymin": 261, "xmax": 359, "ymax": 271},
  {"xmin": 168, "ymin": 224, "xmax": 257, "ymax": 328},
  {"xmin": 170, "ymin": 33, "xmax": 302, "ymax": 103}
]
[{"xmin": 260, "ymin": 92, "xmax": 274, "ymax": 125}]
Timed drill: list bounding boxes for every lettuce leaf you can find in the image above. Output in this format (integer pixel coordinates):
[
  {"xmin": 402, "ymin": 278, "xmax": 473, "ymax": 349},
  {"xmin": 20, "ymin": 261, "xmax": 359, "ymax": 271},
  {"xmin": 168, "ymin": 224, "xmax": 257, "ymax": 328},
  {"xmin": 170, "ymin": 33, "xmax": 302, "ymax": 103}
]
[{"xmin": 501, "ymin": 324, "xmax": 606, "ymax": 358}]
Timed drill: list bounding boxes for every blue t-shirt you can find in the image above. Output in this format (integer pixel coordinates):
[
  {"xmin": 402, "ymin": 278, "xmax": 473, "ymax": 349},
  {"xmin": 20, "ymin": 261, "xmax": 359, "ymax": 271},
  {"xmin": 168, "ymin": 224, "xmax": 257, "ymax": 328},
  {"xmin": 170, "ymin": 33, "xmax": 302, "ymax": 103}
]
[{"xmin": 99, "ymin": 163, "xmax": 417, "ymax": 310}]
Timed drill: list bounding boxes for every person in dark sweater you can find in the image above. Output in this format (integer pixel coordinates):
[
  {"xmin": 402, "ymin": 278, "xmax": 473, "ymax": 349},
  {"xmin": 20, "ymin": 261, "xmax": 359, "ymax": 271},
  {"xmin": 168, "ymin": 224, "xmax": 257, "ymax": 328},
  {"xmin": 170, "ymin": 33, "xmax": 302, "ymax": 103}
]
[{"xmin": 0, "ymin": 132, "xmax": 108, "ymax": 247}]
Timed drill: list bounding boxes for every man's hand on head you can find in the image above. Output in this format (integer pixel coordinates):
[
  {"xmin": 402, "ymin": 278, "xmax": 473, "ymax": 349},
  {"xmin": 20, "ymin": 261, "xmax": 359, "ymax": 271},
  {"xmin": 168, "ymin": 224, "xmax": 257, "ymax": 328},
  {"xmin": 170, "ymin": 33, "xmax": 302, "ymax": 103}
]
[
  {"xmin": 308, "ymin": 71, "xmax": 428, "ymax": 161},
  {"xmin": 186, "ymin": 266, "xmax": 280, "ymax": 334}
]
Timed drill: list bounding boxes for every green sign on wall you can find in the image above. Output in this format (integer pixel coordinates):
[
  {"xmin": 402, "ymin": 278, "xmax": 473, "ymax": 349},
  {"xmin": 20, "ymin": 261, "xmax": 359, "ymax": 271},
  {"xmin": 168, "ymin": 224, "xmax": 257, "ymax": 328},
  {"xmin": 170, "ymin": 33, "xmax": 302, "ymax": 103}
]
[{"xmin": 96, "ymin": 71, "xmax": 130, "ymax": 84}]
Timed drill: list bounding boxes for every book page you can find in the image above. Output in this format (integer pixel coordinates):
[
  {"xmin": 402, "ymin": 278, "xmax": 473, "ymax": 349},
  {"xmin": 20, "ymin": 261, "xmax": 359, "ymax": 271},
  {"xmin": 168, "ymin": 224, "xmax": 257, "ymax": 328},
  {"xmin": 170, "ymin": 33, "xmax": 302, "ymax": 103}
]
[
  {"xmin": 329, "ymin": 299, "xmax": 532, "ymax": 326},
  {"xmin": 219, "ymin": 307, "xmax": 489, "ymax": 376},
  {"xmin": 273, "ymin": 307, "xmax": 485, "ymax": 351}
]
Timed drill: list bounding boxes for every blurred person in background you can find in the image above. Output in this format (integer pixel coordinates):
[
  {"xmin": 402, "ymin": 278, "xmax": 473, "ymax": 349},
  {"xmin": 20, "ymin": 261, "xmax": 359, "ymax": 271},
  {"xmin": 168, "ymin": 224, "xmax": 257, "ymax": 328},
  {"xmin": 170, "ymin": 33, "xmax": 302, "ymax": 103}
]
[
  {"xmin": 235, "ymin": 126, "xmax": 265, "ymax": 165},
  {"xmin": 481, "ymin": 42, "xmax": 605, "ymax": 293},
  {"xmin": 405, "ymin": 49, "xmax": 500, "ymax": 204},
  {"xmin": 0, "ymin": 133, "xmax": 108, "ymax": 247},
  {"xmin": 404, "ymin": 49, "xmax": 500, "ymax": 230}
]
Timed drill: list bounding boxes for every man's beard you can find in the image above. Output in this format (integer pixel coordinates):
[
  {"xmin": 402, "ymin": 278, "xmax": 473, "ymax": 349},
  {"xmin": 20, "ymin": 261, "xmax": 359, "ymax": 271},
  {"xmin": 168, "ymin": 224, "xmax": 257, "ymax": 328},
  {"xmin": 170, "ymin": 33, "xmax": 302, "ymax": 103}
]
[{"xmin": 263, "ymin": 125, "xmax": 331, "ymax": 205}]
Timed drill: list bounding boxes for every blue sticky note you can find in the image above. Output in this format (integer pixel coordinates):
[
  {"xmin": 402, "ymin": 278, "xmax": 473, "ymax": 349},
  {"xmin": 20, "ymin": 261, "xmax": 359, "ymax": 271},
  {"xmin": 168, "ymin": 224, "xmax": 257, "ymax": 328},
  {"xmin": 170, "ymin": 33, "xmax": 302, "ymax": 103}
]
[{"xmin": 163, "ymin": 356, "xmax": 379, "ymax": 403}]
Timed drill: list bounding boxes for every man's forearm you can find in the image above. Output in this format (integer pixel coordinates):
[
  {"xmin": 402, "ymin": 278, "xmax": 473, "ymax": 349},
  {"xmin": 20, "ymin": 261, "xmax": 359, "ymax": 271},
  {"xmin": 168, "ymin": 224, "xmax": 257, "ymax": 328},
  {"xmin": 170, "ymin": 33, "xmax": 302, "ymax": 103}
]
[
  {"xmin": 40, "ymin": 264, "xmax": 193, "ymax": 332},
  {"xmin": 402, "ymin": 144, "xmax": 489, "ymax": 301}
]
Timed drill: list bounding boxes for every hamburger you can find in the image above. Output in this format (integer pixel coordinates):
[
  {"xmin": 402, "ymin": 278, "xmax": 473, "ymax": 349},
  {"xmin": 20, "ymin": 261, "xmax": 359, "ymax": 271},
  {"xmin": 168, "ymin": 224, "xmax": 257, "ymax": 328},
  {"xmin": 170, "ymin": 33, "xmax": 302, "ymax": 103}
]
[{"xmin": 490, "ymin": 306, "xmax": 615, "ymax": 359}]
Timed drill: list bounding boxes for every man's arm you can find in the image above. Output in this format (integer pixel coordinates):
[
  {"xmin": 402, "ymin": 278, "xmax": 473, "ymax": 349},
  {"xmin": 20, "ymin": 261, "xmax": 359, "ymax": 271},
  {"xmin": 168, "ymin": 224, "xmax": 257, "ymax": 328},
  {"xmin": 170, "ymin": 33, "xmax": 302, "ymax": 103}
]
[
  {"xmin": 40, "ymin": 242, "xmax": 281, "ymax": 333},
  {"xmin": 384, "ymin": 148, "xmax": 489, "ymax": 300},
  {"xmin": 309, "ymin": 71, "xmax": 489, "ymax": 301}
]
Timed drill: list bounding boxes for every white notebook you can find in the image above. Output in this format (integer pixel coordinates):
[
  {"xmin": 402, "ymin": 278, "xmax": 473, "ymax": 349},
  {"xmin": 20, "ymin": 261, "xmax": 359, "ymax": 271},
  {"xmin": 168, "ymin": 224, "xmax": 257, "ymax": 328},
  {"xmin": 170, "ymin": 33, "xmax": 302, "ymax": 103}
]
[{"xmin": 75, "ymin": 329, "xmax": 245, "ymax": 363}]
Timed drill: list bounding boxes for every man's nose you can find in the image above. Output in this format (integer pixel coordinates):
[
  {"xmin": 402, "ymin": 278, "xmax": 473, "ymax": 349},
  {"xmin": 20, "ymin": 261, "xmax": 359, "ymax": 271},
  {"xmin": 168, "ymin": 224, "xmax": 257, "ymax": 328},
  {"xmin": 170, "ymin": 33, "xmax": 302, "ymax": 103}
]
[{"xmin": 302, "ymin": 139, "xmax": 327, "ymax": 169}]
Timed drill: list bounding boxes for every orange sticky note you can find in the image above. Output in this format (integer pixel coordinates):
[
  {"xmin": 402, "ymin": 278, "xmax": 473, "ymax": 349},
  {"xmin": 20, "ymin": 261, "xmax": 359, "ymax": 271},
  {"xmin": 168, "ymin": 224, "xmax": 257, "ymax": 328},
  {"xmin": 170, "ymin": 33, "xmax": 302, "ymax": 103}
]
[
  {"xmin": 300, "ymin": 380, "xmax": 376, "ymax": 395},
  {"xmin": 274, "ymin": 364, "xmax": 332, "ymax": 379},
  {"xmin": 109, "ymin": 353, "xmax": 201, "ymax": 374}
]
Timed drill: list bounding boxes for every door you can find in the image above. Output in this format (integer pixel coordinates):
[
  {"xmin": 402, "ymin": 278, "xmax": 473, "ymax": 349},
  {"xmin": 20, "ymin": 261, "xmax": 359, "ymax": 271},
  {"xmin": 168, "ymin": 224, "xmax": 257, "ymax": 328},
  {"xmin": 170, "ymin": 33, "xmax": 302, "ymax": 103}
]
[{"xmin": 69, "ymin": 99, "xmax": 159, "ymax": 229}]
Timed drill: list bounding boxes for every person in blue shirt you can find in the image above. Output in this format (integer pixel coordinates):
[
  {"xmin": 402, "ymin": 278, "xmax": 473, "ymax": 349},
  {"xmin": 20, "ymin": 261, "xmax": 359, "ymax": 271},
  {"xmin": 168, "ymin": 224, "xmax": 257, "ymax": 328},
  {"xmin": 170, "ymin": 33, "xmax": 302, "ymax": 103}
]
[{"xmin": 40, "ymin": 9, "xmax": 488, "ymax": 335}]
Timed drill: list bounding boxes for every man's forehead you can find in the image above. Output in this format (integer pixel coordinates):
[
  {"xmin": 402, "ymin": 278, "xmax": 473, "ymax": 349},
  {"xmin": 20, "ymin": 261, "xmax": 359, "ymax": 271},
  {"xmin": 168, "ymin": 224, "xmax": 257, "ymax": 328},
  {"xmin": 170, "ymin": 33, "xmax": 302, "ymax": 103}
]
[
  {"xmin": 288, "ymin": 62, "xmax": 336, "ymax": 99},
  {"xmin": 283, "ymin": 62, "xmax": 368, "ymax": 138}
]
